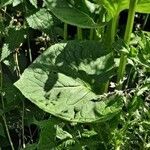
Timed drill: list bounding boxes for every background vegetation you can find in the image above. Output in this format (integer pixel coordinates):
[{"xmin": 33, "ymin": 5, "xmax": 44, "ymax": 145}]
[{"xmin": 0, "ymin": 0, "xmax": 150, "ymax": 149}]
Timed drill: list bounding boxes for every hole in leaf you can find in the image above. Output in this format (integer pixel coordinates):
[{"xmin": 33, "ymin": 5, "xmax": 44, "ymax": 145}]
[
  {"xmin": 90, "ymin": 99, "xmax": 98, "ymax": 102},
  {"xmin": 45, "ymin": 102, "xmax": 49, "ymax": 106},
  {"xmin": 61, "ymin": 110, "xmax": 68, "ymax": 114},
  {"xmin": 56, "ymin": 92, "xmax": 61, "ymax": 98}
]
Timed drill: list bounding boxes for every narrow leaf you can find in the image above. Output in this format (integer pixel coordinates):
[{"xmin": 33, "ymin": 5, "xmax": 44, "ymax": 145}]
[
  {"xmin": 29, "ymin": 0, "xmax": 38, "ymax": 8},
  {"xmin": 12, "ymin": 0, "xmax": 22, "ymax": 7}
]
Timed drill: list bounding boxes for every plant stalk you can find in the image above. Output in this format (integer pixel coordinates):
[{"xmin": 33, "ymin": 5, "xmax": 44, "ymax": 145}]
[
  {"xmin": 27, "ymin": 36, "xmax": 32, "ymax": 62},
  {"xmin": 22, "ymin": 99, "xmax": 25, "ymax": 148},
  {"xmin": 110, "ymin": 14, "xmax": 119, "ymax": 45},
  {"xmin": 115, "ymin": 145, "xmax": 121, "ymax": 150},
  {"xmin": 0, "ymin": 63, "xmax": 15, "ymax": 150},
  {"xmin": 90, "ymin": 29, "xmax": 94, "ymax": 40},
  {"xmin": 117, "ymin": 0, "xmax": 138, "ymax": 90},
  {"xmin": 77, "ymin": 27, "xmax": 83, "ymax": 40},
  {"xmin": 102, "ymin": 14, "xmax": 119, "ymax": 93},
  {"xmin": 142, "ymin": 14, "xmax": 149, "ymax": 30},
  {"xmin": 64, "ymin": 23, "xmax": 68, "ymax": 41}
]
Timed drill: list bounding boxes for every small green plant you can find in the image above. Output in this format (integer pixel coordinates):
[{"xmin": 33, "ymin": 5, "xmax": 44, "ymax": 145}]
[{"xmin": 0, "ymin": 0, "xmax": 150, "ymax": 149}]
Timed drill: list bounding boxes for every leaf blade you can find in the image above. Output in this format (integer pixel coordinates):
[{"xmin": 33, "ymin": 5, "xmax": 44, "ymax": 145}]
[{"xmin": 15, "ymin": 41, "xmax": 123, "ymax": 123}]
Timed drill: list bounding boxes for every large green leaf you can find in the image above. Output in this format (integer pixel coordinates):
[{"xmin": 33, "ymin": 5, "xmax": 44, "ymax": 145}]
[
  {"xmin": 51, "ymin": 7, "xmax": 98, "ymax": 28},
  {"xmin": 26, "ymin": 8, "xmax": 53, "ymax": 30},
  {"xmin": 136, "ymin": 0, "xmax": 150, "ymax": 13},
  {"xmin": 15, "ymin": 41, "xmax": 123, "ymax": 123},
  {"xmin": 45, "ymin": 0, "xmax": 98, "ymax": 28},
  {"xmin": 0, "ymin": 27, "xmax": 27, "ymax": 61},
  {"xmin": 97, "ymin": 0, "xmax": 150, "ymax": 20}
]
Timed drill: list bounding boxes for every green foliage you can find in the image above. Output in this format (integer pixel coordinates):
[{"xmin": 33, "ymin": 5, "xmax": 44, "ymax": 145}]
[
  {"xmin": 29, "ymin": 0, "xmax": 38, "ymax": 8},
  {"xmin": 50, "ymin": 7, "xmax": 98, "ymax": 28},
  {"xmin": 36, "ymin": 119, "xmax": 57, "ymax": 149},
  {"xmin": 0, "ymin": 0, "xmax": 150, "ymax": 149},
  {"xmin": 12, "ymin": 0, "xmax": 22, "ymax": 7},
  {"xmin": 0, "ymin": 0, "xmax": 13, "ymax": 8},
  {"xmin": 15, "ymin": 41, "xmax": 123, "ymax": 123},
  {"xmin": 97, "ymin": 0, "xmax": 150, "ymax": 20},
  {"xmin": 26, "ymin": 8, "xmax": 53, "ymax": 30},
  {"xmin": 1, "ymin": 27, "xmax": 27, "ymax": 61},
  {"xmin": 137, "ymin": 0, "xmax": 150, "ymax": 13}
]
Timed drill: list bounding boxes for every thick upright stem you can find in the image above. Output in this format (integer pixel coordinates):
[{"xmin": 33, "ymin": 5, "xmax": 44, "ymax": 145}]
[
  {"xmin": 64, "ymin": 23, "xmax": 68, "ymax": 41},
  {"xmin": 102, "ymin": 14, "xmax": 119, "ymax": 93},
  {"xmin": 124, "ymin": 0, "xmax": 138, "ymax": 44},
  {"xmin": 77, "ymin": 27, "xmax": 83, "ymax": 40},
  {"xmin": 110, "ymin": 14, "xmax": 119, "ymax": 45},
  {"xmin": 117, "ymin": 0, "xmax": 138, "ymax": 90},
  {"xmin": 90, "ymin": 29, "xmax": 94, "ymax": 40},
  {"xmin": 104, "ymin": 14, "xmax": 119, "ymax": 47}
]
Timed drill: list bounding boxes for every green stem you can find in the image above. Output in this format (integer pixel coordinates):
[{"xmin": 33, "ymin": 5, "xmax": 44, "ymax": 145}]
[
  {"xmin": 110, "ymin": 14, "xmax": 119, "ymax": 45},
  {"xmin": 0, "ymin": 63, "xmax": 15, "ymax": 150},
  {"xmin": 22, "ymin": 99, "xmax": 25, "ymax": 148},
  {"xmin": 22, "ymin": 0, "xmax": 32, "ymax": 63},
  {"xmin": 104, "ymin": 14, "xmax": 119, "ymax": 47},
  {"xmin": 115, "ymin": 145, "xmax": 121, "ymax": 150},
  {"xmin": 102, "ymin": 14, "xmax": 119, "ymax": 93},
  {"xmin": 102, "ymin": 82, "xmax": 109, "ymax": 93},
  {"xmin": 90, "ymin": 29, "xmax": 94, "ymax": 40},
  {"xmin": 142, "ymin": 14, "xmax": 149, "ymax": 30},
  {"xmin": 27, "ymin": 36, "xmax": 32, "ymax": 62},
  {"xmin": 77, "ymin": 27, "xmax": 83, "ymax": 40},
  {"xmin": 64, "ymin": 23, "xmax": 68, "ymax": 41},
  {"xmin": 117, "ymin": 0, "xmax": 138, "ymax": 90}
]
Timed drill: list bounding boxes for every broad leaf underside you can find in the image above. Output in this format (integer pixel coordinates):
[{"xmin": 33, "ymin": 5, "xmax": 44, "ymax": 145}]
[{"xmin": 15, "ymin": 41, "xmax": 123, "ymax": 123}]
